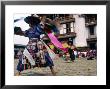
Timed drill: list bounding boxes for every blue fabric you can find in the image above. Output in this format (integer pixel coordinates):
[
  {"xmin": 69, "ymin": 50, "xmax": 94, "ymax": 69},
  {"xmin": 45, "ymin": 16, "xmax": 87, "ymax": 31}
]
[
  {"xmin": 36, "ymin": 24, "xmax": 44, "ymax": 34},
  {"xmin": 17, "ymin": 60, "xmax": 24, "ymax": 72},
  {"xmin": 24, "ymin": 24, "xmax": 44, "ymax": 39},
  {"xmin": 44, "ymin": 52, "xmax": 54, "ymax": 67}
]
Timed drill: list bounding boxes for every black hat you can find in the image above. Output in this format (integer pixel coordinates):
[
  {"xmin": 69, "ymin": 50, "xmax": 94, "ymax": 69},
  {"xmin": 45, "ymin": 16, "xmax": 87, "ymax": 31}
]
[{"xmin": 24, "ymin": 16, "xmax": 41, "ymax": 25}]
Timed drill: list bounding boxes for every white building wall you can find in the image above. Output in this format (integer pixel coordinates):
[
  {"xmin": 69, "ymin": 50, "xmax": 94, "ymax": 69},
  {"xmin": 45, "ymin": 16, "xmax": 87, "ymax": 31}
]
[
  {"xmin": 60, "ymin": 24, "xmax": 66, "ymax": 34},
  {"xmin": 70, "ymin": 22, "xmax": 75, "ymax": 32},
  {"xmin": 85, "ymin": 27, "xmax": 89, "ymax": 38},
  {"xmin": 59, "ymin": 14, "xmax": 97, "ymax": 47},
  {"xmin": 60, "ymin": 24, "xmax": 64, "ymax": 34},
  {"xmin": 73, "ymin": 15, "xmax": 88, "ymax": 47}
]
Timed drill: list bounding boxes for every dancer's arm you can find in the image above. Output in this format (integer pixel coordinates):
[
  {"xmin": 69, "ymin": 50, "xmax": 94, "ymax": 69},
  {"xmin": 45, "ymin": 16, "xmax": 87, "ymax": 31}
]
[{"xmin": 14, "ymin": 26, "xmax": 25, "ymax": 36}]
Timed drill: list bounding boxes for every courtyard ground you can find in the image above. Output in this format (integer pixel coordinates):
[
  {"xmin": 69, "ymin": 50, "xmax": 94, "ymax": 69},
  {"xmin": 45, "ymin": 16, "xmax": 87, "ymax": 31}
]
[{"xmin": 14, "ymin": 58, "xmax": 97, "ymax": 76}]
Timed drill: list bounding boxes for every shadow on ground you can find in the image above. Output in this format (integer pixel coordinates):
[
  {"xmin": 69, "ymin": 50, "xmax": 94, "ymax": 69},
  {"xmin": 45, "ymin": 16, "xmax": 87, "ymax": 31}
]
[{"xmin": 21, "ymin": 72, "xmax": 50, "ymax": 76}]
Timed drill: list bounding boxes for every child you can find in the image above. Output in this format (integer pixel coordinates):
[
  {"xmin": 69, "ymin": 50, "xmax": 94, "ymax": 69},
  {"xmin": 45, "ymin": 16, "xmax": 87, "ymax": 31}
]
[
  {"xmin": 22, "ymin": 55, "xmax": 27, "ymax": 70},
  {"xmin": 16, "ymin": 49, "xmax": 24, "ymax": 76},
  {"xmin": 65, "ymin": 52, "xmax": 71, "ymax": 62}
]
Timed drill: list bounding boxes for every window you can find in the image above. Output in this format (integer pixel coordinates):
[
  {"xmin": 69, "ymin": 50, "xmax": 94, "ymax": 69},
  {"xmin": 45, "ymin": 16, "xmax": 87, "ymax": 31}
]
[
  {"xmin": 89, "ymin": 26, "xmax": 94, "ymax": 35},
  {"xmin": 66, "ymin": 23, "xmax": 71, "ymax": 33}
]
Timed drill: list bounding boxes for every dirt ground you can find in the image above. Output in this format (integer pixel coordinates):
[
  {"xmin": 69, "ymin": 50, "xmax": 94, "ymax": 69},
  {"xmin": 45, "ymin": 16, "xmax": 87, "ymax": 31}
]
[{"xmin": 14, "ymin": 58, "xmax": 97, "ymax": 76}]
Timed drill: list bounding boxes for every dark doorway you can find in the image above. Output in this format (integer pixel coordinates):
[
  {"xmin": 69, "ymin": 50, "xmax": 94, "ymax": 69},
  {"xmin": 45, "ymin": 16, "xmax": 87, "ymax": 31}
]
[{"xmin": 89, "ymin": 43, "xmax": 96, "ymax": 49}]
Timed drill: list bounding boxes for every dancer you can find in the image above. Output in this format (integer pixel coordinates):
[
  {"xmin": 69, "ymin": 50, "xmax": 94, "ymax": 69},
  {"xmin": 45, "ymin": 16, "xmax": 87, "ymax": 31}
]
[
  {"xmin": 43, "ymin": 47, "xmax": 56, "ymax": 75},
  {"xmin": 14, "ymin": 15, "xmax": 56, "ymax": 75}
]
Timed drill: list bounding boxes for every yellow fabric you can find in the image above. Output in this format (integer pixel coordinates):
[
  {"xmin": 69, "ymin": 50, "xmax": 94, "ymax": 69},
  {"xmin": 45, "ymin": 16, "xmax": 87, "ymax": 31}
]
[
  {"xmin": 49, "ymin": 45, "xmax": 54, "ymax": 49},
  {"xmin": 62, "ymin": 43, "xmax": 69, "ymax": 48}
]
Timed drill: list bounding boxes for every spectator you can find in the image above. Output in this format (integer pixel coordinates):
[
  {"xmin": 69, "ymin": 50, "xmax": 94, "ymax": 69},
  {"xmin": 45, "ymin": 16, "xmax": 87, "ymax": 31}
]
[
  {"xmin": 16, "ymin": 49, "xmax": 24, "ymax": 75},
  {"xmin": 68, "ymin": 43, "xmax": 75, "ymax": 62}
]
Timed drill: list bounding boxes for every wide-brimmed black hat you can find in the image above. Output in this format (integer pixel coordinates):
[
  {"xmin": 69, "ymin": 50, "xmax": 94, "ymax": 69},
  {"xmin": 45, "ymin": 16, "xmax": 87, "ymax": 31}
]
[{"xmin": 24, "ymin": 16, "xmax": 41, "ymax": 25}]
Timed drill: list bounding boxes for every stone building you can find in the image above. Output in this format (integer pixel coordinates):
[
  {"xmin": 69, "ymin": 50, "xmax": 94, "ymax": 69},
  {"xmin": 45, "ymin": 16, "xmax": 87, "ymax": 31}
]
[{"xmin": 42, "ymin": 14, "xmax": 97, "ymax": 51}]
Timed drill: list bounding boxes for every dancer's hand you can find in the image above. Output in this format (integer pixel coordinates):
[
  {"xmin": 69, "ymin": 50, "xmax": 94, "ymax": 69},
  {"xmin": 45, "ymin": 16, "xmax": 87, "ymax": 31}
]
[{"xmin": 14, "ymin": 27, "xmax": 24, "ymax": 36}]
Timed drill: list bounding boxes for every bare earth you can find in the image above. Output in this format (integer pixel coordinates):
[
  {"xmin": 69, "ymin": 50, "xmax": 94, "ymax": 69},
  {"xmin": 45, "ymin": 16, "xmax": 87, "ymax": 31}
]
[{"xmin": 14, "ymin": 58, "xmax": 97, "ymax": 76}]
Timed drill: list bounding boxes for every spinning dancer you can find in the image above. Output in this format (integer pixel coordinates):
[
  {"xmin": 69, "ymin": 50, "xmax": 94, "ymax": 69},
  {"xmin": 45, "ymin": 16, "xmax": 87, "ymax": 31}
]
[{"xmin": 14, "ymin": 15, "xmax": 56, "ymax": 75}]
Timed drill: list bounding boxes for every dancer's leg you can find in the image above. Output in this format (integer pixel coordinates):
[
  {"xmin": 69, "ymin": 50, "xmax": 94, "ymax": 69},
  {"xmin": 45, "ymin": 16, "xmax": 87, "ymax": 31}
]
[{"xmin": 49, "ymin": 66, "xmax": 56, "ymax": 76}]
